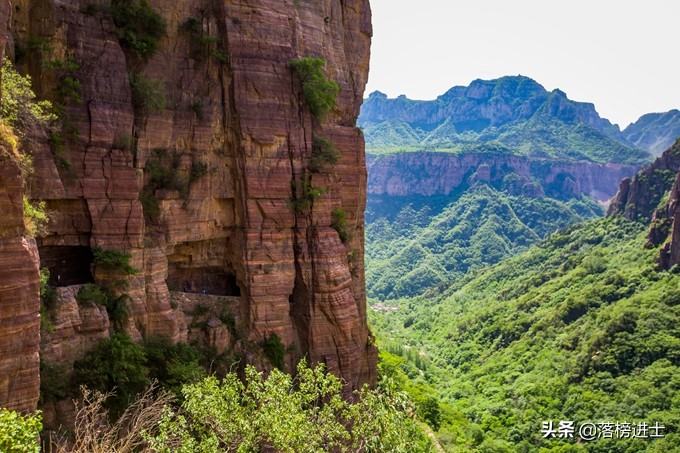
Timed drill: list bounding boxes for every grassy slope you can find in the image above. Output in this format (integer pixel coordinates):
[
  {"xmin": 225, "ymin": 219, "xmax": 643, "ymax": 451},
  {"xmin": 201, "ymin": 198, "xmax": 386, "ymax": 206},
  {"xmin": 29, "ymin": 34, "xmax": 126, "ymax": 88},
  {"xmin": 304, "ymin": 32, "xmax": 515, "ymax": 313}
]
[{"xmin": 370, "ymin": 217, "xmax": 680, "ymax": 452}]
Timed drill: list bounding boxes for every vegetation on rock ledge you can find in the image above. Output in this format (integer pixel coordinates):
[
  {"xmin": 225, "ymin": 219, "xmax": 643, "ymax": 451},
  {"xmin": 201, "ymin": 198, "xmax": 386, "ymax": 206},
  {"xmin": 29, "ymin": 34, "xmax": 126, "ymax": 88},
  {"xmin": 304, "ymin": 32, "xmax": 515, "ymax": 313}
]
[{"xmin": 290, "ymin": 57, "xmax": 339, "ymax": 121}]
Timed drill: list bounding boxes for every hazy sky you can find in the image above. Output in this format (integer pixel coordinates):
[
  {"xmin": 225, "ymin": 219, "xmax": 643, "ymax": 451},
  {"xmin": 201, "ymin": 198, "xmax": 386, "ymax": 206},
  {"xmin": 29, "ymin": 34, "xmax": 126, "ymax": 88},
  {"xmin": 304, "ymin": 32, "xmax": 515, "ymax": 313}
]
[{"xmin": 365, "ymin": 0, "xmax": 680, "ymax": 128}]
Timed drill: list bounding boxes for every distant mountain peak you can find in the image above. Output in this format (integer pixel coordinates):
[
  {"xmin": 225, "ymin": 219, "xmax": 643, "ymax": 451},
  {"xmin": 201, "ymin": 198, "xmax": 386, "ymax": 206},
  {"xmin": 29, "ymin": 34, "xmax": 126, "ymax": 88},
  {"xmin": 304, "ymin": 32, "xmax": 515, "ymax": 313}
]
[
  {"xmin": 623, "ymin": 109, "xmax": 680, "ymax": 156},
  {"xmin": 359, "ymin": 76, "xmax": 650, "ymax": 165},
  {"xmin": 368, "ymin": 90, "xmax": 388, "ymax": 99}
]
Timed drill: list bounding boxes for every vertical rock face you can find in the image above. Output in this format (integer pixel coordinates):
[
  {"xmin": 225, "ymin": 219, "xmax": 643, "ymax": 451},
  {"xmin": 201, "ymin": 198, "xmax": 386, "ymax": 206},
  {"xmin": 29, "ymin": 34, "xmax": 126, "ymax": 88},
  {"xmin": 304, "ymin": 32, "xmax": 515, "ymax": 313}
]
[
  {"xmin": 609, "ymin": 140, "xmax": 680, "ymax": 270},
  {"xmin": 1, "ymin": 0, "xmax": 375, "ymax": 411},
  {"xmin": 0, "ymin": 138, "xmax": 41, "ymax": 412},
  {"xmin": 608, "ymin": 140, "xmax": 680, "ymax": 221}
]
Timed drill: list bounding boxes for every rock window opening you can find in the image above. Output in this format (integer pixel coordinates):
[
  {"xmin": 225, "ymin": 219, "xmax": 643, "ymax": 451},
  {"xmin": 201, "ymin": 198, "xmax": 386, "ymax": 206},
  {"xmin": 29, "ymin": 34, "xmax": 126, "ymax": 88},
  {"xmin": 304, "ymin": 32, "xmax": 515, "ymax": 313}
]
[
  {"xmin": 38, "ymin": 246, "xmax": 95, "ymax": 286},
  {"xmin": 167, "ymin": 266, "xmax": 241, "ymax": 297}
]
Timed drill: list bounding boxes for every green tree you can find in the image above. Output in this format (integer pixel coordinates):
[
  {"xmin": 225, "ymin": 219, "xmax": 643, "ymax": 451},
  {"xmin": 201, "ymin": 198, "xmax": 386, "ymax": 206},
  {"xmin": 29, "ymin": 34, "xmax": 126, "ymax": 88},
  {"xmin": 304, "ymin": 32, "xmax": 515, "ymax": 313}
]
[
  {"xmin": 145, "ymin": 360, "xmax": 433, "ymax": 452},
  {"xmin": 72, "ymin": 332, "xmax": 150, "ymax": 418}
]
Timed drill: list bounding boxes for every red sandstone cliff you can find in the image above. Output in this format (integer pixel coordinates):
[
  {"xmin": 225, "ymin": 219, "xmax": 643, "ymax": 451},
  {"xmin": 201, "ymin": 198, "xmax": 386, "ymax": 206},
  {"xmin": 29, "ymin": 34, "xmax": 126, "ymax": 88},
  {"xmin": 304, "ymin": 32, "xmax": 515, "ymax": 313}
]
[{"xmin": 0, "ymin": 0, "xmax": 375, "ymax": 413}]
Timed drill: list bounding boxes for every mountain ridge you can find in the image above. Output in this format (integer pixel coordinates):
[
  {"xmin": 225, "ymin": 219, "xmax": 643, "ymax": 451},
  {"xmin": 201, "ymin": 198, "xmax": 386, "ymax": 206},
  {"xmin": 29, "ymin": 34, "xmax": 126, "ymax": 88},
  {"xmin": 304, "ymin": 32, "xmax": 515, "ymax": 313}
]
[{"xmin": 359, "ymin": 75, "xmax": 652, "ymax": 165}]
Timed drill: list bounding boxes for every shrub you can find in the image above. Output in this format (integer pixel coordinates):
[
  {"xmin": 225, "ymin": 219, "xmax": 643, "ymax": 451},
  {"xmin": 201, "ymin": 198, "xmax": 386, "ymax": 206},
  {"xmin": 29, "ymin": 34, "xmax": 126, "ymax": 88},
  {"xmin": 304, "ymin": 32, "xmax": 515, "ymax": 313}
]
[
  {"xmin": 417, "ymin": 396, "xmax": 442, "ymax": 431},
  {"xmin": 289, "ymin": 57, "xmax": 339, "ymax": 121},
  {"xmin": 109, "ymin": 0, "xmax": 166, "ymax": 60},
  {"xmin": 40, "ymin": 359, "xmax": 69, "ymax": 403},
  {"xmin": 289, "ymin": 175, "xmax": 325, "ymax": 213},
  {"xmin": 263, "ymin": 333, "xmax": 286, "ymax": 370},
  {"xmin": 129, "ymin": 73, "xmax": 166, "ymax": 114},
  {"xmin": 140, "ymin": 192, "xmax": 160, "ymax": 220},
  {"xmin": 46, "ymin": 385, "xmax": 174, "ymax": 453},
  {"xmin": 0, "ymin": 408, "xmax": 41, "ymax": 453},
  {"xmin": 189, "ymin": 160, "xmax": 208, "ymax": 184},
  {"xmin": 76, "ymin": 283, "xmax": 130, "ymax": 330},
  {"xmin": 93, "ymin": 247, "xmax": 139, "ymax": 276},
  {"xmin": 39, "ymin": 268, "xmax": 57, "ymax": 333},
  {"xmin": 143, "ymin": 360, "xmax": 433, "ymax": 452},
  {"xmin": 179, "ymin": 17, "xmax": 225, "ymax": 63},
  {"xmin": 23, "ymin": 196, "xmax": 48, "ymax": 237},
  {"xmin": 309, "ymin": 136, "xmax": 340, "ymax": 172},
  {"xmin": 39, "ymin": 268, "xmax": 56, "ymax": 308},
  {"xmin": 72, "ymin": 332, "xmax": 150, "ymax": 418},
  {"xmin": 146, "ymin": 156, "xmax": 182, "ymax": 192},
  {"xmin": 0, "ymin": 57, "xmax": 55, "ymax": 135},
  {"xmin": 76, "ymin": 283, "xmax": 109, "ymax": 307},
  {"xmin": 143, "ymin": 337, "xmax": 206, "ymax": 395},
  {"xmin": 219, "ymin": 310, "xmax": 237, "ymax": 333},
  {"xmin": 45, "ymin": 58, "xmax": 81, "ymax": 103},
  {"xmin": 331, "ymin": 207, "xmax": 349, "ymax": 243}
]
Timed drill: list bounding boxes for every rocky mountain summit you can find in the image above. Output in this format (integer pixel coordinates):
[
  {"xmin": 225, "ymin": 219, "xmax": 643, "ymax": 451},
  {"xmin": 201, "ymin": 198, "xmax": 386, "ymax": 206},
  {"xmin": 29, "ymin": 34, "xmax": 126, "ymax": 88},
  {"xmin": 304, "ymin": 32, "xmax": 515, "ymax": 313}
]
[{"xmin": 359, "ymin": 75, "xmax": 650, "ymax": 165}]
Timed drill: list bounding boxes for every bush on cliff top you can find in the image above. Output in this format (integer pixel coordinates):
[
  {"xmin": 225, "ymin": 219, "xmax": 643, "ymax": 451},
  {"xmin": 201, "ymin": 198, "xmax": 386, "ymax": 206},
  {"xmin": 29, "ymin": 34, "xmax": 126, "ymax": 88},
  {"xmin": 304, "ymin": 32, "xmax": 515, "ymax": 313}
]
[{"xmin": 290, "ymin": 57, "xmax": 339, "ymax": 121}]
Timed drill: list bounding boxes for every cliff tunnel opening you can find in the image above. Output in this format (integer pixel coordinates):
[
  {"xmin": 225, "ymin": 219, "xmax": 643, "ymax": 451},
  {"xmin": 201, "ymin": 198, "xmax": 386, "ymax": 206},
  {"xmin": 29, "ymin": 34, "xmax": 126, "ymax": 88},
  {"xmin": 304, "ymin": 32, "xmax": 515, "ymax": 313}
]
[
  {"xmin": 167, "ymin": 266, "xmax": 241, "ymax": 297},
  {"xmin": 38, "ymin": 246, "xmax": 95, "ymax": 286}
]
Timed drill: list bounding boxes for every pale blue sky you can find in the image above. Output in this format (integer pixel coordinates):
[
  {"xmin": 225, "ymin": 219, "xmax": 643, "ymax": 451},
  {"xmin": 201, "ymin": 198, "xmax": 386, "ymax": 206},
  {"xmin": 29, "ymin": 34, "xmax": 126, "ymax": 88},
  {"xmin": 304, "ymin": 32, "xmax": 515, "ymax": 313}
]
[{"xmin": 365, "ymin": 0, "xmax": 680, "ymax": 128}]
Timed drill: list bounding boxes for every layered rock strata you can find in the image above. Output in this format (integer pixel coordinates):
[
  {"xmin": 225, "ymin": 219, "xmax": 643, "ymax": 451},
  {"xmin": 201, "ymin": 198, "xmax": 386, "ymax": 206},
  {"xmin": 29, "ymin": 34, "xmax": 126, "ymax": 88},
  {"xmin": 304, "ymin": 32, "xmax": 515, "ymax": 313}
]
[
  {"xmin": 0, "ymin": 141, "xmax": 41, "ymax": 413},
  {"xmin": 368, "ymin": 152, "xmax": 637, "ymax": 202},
  {"xmin": 1, "ymin": 0, "xmax": 375, "ymax": 412}
]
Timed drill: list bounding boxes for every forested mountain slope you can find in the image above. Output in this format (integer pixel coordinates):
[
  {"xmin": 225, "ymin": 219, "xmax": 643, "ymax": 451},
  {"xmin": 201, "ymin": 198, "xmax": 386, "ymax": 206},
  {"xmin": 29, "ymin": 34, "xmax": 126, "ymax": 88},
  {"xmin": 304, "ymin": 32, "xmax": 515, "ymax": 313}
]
[
  {"xmin": 361, "ymin": 77, "xmax": 652, "ymax": 301},
  {"xmin": 369, "ymin": 142, "xmax": 680, "ymax": 451}
]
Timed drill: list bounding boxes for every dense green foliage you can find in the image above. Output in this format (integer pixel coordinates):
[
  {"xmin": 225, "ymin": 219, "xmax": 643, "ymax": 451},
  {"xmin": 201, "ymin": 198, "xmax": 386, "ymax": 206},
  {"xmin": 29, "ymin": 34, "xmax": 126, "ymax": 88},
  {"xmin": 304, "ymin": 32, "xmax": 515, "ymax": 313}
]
[
  {"xmin": 145, "ymin": 360, "xmax": 433, "ymax": 452},
  {"xmin": 0, "ymin": 408, "xmax": 42, "ymax": 453},
  {"xmin": 0, "ymin": 57, "xmax": 55, "ymax": 134},
  {"xmin": 109, "ymin": 0, "xmax": 165, "ymax": 60},
  {"xmin": 290, "ymin": 57, "xmax": 339, "ymax": 121},
  {"xmin": 369, "ymin": 217, "xmax": 680, "ymax": 451},
  {"xmin": 71, "ymin": 333, "xmax": 206, "ymax": 418},
  {"xmin": 72, "ymin": 332, "xmax": 151, "ymax": 417},
  {"xmin": 366, "ymin": 183, "xmax": 602, "ymax": 299}
]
